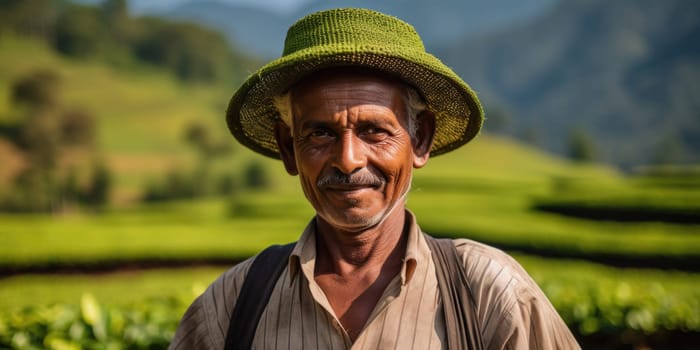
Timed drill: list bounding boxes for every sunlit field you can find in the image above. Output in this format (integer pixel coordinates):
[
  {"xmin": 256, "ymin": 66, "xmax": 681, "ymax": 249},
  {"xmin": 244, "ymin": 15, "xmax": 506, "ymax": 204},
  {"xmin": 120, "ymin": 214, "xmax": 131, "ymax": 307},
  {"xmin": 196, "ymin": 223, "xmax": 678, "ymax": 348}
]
[{"xmin": 1, "ymin": 16, "xmax": 699, "ymax": 349}]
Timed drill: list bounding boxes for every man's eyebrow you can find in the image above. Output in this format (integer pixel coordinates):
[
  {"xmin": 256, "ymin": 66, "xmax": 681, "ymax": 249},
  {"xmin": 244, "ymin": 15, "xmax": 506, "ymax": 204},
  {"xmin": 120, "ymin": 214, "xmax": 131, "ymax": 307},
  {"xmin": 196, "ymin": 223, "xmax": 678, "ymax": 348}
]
[{"xmin": 298, "ymin": 120, "xmax": 334, "ymax": 130}]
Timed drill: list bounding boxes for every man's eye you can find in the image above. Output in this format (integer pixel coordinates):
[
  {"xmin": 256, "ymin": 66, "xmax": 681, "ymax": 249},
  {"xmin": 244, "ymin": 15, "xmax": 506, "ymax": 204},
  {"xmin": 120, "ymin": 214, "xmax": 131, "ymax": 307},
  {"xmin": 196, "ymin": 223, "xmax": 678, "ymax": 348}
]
[
  {"xmin": 361, "ymin": 127, "xmax": 388, "ymax": 137},
  {"xmin": 308, "ymin": 129, "xmax": 333, "ymax": 138}
]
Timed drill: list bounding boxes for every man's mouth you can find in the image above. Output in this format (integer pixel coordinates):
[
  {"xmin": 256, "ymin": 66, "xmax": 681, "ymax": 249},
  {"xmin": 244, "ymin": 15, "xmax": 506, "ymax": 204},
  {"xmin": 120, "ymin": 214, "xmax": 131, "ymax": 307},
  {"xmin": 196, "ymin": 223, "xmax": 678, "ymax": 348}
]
[{"xmin": 322, "ymin": 183, "xmax": 378, "ymax": 192}]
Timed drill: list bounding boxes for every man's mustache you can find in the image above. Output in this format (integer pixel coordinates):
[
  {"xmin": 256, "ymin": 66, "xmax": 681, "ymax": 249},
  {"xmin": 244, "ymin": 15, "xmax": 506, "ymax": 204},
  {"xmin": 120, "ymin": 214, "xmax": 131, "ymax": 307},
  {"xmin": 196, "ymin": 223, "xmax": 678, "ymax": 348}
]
[{"xmin": 317, "ymin": 169, "xmax": 385, "ymax": 188}]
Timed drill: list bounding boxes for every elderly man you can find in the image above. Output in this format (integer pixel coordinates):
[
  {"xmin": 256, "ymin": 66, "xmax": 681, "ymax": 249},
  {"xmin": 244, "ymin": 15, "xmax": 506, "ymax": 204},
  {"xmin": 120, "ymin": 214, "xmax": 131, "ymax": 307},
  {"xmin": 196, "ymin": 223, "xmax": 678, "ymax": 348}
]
[{"xmin": 170, "ymin": 8, "xmax": 579, "ymax": 350}]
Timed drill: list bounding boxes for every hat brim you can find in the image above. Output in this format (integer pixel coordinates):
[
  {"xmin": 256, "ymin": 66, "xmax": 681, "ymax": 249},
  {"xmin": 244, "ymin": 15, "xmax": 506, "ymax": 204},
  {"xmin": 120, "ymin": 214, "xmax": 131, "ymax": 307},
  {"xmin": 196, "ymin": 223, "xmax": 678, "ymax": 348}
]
[{"xmin": 226, "ymin": 44, "xmax": 483, "ymax": 159}]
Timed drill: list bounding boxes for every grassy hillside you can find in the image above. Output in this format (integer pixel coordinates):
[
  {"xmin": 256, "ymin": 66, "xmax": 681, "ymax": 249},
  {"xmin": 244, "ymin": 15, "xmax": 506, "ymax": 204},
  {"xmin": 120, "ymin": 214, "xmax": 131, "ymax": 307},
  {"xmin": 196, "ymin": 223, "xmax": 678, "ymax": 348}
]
[
  {"xmin": 3, "ymin": 35, "xmax": 698, "ymax": 268},
  {"xmin": 0, "ymin": 34, "xmax": 618, "ymax": 204},
  {"xmin": 443, "ymin": 0, "xmax": 700, "ymax": 167},
  {"xmin": 0, "ymin": 34, "xmax": 250, "ymax": 202},
  {"xmin": 1, "ymin": 34, "xmax": 699, "ymax": 348}
]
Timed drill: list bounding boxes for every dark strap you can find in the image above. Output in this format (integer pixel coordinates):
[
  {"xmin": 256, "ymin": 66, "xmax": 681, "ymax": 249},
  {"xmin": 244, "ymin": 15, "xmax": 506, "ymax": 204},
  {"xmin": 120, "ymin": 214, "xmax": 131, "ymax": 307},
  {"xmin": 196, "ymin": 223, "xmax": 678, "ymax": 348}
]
[
  {"xmin": 224, "ymin": 243, "xmax": 295, "ymax": 350},
  {"xmin": 424, "ymin": 234, "xmax": 484, "ymax": 350},
  {"xmin": 225, "ymin": 236, "xmax": 483, "ymax": 350}
]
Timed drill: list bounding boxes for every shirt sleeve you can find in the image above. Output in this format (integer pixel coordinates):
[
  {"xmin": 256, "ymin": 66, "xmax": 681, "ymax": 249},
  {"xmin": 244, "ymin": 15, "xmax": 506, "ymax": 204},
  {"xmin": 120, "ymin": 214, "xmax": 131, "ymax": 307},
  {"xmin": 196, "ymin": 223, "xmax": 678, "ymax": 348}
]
[
  {"xmin": 454, "ymin": 239, "xmax": 580, "ymax": 350},
  {"xmin": 168, "ymin": 257, "xmax": 254, "ymax": 350}
]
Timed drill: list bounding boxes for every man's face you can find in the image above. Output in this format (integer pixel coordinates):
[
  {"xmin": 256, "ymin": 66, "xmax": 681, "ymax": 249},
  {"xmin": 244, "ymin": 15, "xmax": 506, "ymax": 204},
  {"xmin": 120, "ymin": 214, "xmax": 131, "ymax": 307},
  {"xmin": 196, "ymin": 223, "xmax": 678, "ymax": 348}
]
[{"xmin": 276, "ymin": 70, "xmax": 433, "ymax": 232}]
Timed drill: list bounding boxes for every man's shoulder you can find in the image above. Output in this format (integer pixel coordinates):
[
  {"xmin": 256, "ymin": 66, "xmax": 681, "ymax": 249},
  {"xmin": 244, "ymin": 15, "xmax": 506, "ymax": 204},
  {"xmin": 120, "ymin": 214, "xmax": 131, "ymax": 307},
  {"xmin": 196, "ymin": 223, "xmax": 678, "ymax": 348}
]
[
  {"xmin": 451, "ymin": 238, "xmax": 525, "ymax": 275},
  {"xmin": 212, "ymin": 255, "xmax": 256, "ymax": 288},
  {"xmin": 194, "ymin": 255, "xmax": 257, "ymax": 317},
  {"xmin": 169, "ymin": 253, "xmax": 269, "ymax": 349},
  {"xmin": 206, "ymin": 242, "xmax": 295, "ymax": 305},
  {"xmin": 448, "ymin": 237, "xmax": 539, "ymax": 305}
]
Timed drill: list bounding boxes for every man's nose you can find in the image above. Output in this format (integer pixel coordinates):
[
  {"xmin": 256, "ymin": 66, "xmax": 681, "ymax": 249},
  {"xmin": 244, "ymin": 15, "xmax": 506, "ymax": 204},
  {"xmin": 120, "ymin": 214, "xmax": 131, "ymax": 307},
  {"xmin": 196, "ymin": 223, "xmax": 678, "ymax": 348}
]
[{"xmin": 332, "ymin": 131, "xmax": 366, "ymax": 174}]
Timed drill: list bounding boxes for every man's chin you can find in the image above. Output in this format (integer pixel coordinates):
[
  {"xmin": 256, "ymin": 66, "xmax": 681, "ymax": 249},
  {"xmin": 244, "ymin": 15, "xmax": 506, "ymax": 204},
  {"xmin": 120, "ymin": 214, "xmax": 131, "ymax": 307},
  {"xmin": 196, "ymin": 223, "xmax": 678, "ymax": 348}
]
[{"xmin": 317, "ymin": 210, "xmax": 385, "ymax": 233}]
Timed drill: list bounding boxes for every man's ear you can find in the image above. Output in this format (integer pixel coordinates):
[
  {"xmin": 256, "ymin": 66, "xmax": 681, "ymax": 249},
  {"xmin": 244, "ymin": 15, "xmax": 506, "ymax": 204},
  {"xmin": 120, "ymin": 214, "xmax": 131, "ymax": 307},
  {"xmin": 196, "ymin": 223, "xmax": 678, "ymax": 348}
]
[
  {"xmin": 412, "ymin": 110, "xmax": 435, "ymax": 169},
  {"xmin": 274, "ymin": 120, "xmax": 298, "ymax": 175}
]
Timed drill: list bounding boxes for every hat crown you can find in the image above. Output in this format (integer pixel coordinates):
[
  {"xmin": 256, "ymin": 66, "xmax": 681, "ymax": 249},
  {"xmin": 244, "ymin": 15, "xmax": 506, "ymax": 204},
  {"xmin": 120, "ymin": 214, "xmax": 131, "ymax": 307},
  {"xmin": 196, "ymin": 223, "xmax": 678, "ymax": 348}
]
[
  {"xmin": 227, "ymin": 8, "xmax": 483, "ymax": 159},
  {"xmin": 283, "ymin": 8, "xmax": 425, "ymax": 56}
]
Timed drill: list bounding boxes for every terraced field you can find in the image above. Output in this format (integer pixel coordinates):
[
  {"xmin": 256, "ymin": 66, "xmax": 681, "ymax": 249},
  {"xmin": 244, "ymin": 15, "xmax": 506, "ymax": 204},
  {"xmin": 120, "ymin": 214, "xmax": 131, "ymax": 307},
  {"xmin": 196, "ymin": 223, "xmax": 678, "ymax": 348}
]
[{"xmin": 1, "ymin": 35, "xmax": 698, "ymax": 349}]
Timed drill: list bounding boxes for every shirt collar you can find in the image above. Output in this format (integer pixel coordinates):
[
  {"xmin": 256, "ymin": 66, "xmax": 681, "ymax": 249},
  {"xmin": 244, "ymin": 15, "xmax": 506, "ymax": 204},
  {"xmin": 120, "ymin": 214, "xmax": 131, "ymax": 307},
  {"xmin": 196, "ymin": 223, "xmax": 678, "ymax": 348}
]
[{"xmin": 288, "ymin": 210, "xmax": 430, "ymax": 286}]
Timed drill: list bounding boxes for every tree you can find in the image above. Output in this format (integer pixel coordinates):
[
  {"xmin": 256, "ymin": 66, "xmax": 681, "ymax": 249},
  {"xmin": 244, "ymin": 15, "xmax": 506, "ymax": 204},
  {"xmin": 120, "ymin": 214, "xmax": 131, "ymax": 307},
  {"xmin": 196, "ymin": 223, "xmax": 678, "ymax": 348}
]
[
  {"xmin": 102, "ymin": 0, "xmax": 128, "ymax": 32},
  {"xmin": 83, "ymin": 162, "xmax": 112, "ymax": 207},
  {"xmin": 11, "ymin": 69, "xmax": 59, "ymax": 108},
  {"xmin": 185, "ymin": 122, "xmax": 232, "ymax": 195},
  {"xmin": 484, "ymin": 104, "xmax": 512, "ymax": 134},
  {"xmin": 133, "ymin": 20, "xmax": 238, "ymax": 82},
  {"xmin": 244, "ymin": 161, "xmax": 270, "ymax": 190},
  {"xmin": 101, "ymin": 0, "xmax": 132, "ymax": 50},
  {"xmin": 0, "ymin": 0, "xmax": 57, "ymax": 38},
  {"xmin": 567, "ymin": 128, "xmax": 597, "ymax": 163},
  {"xmin": 60, "ymin": 108, "xmax": 96, "ymax": 147},
  {"xmin": 184, "ymin": 122, "xmax": 231, "ymax": 161},
  {"xmin": 53, "ymin": 6, "xmax": 103, "ymax": 57},
  {"xmin": 1, "ymin": 69, "xmax": 102, "ymax": 212}
]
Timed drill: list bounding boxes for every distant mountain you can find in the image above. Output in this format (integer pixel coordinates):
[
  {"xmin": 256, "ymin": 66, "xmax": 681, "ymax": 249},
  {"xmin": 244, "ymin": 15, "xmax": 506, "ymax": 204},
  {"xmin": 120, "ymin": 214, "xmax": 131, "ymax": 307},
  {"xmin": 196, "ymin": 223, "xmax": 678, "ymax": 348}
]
[
  {"xmin": 295, "ymin": 0, "xmax": 556, "ymax": 50},
  {"xmin": 163, "ymin": 1, "xmax": 290, "ymax": 58},
  {"xmin": 159, "ymin": 0, "xmax": 556, "ymax": 59},
  {"xmin": 158, "ymin": 0, "xmax": 700, "ymax": 168},
  {"xmin": 441, "ymin": 0, "xmax": 700, "ymax": 167}
]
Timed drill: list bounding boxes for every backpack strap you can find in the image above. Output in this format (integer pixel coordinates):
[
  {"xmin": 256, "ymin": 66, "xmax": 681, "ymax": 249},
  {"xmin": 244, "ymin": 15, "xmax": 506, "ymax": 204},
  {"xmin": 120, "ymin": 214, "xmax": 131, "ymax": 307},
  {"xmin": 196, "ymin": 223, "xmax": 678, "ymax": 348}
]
[
  {"xmin": 424, "ymin": 234, "xmax": 484, "ymax": 350},
  {"xmin": 224, "ymin": 236, "xmax": 483, "ymax": 350},
  {"xmin": 224, "ymin": 242, "xmax": 295, "ymax": 350}
]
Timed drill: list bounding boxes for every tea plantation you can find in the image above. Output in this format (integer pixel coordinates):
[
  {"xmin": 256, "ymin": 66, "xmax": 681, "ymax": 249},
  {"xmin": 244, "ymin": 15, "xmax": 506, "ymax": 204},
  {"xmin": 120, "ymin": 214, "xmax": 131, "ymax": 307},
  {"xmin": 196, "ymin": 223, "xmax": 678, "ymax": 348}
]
[{"xmin": 1, "ymin": 34, "xmax": 698, "ymax": 350}]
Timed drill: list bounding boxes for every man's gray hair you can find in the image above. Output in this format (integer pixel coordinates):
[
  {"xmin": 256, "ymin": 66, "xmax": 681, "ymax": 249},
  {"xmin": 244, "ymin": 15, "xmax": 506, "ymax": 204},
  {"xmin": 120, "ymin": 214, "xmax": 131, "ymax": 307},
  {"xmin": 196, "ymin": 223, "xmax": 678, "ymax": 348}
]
[{"xmin": 273, "ymin": 85, "xmax": 427, "ymax": 138}]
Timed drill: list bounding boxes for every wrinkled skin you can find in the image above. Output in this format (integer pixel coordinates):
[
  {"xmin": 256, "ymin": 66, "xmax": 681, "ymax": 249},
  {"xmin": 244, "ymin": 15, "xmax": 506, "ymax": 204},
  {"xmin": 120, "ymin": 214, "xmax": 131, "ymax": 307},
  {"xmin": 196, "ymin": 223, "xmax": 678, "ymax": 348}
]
[
  {"xmin": 274, "ymin": 69, "xmax": 436, "ymax": 342},
  {"xmin": 276, "ymin": 70, "xmax": 434, "ymax": 234}
]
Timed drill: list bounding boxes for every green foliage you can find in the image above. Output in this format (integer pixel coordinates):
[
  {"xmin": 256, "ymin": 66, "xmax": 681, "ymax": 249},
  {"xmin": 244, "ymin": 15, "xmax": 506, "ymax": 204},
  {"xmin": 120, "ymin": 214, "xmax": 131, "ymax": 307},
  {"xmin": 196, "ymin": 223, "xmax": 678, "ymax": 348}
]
[
  {"xmin": 518, "ymin": 255, "xmax": 700, "ymax": 336},
  {"xmin": 0, "ymin": 69, "xmax": 109, "ymax": 212},
  {"xmin": 9, "ymin": 69, "xmax": 59, "ymax": 109},
  {"xmin": 0, "ymin": 294, "xmax": 185, "ymax": 349},
  {"xmin": 183, "ymin": 121, "xmax": 232, "ymax": 167},
  {"xmin": 0, "ymin": 259, "xmax": 698, "ymax": 348},
  {"xmin": 83, "ymin": 162, "xmax": 112, "ymax": 208},
  {"xmin": 141, "ymin": 122, "xmax": 233, "ymax": 202},
  {"xmin": 533, "ymin": 172, "xmax": 700, "ymax": 222},
  {"xmin": 533, "ymin": 191, "xmax": 700, "ymax": 224},
  {"xmin": 53, "ymin": 5, "xmax": 103, "ymax": 58},
  {"xmin": 0, "ymin": 153, "xmax": 698, "ymax": 347},
  {"xmin": 549, "ymin": 279, "xmax": 700, "ymax": 336},
  {"xmin": 132, "ymin": 18, "xmax": 241, "ymax": 82},
  {"xmin": 142, "ymin": 168, "xmax": 202, "ymax": 202},
  {"xmin": 0, "ymin": 0, "xmax": 58, "ymax": 38},
  {"xmin": 0, "ymin": 0, "xmax": 255, "ymax": 84},
  {"xmin": 101, "ymin": 0, "xmax": 129, "ymax": 42},
  {"xmin": 409, "ymin": 189, "xmax": 700, "ymax": 270},
  {"xmin": 0, "ymin": 8, "xmax": 698, "ymax": 347},
  {"xmin": 567, "ymin": 128, "xmax": 597, "ymax": 163},
  {"xmin": 633, "ymin": 165, "xmax": 700, "ymax": 188},
  {"xmin": 243, "ymin": 160, "xmax": 271, "ymax": 190}
]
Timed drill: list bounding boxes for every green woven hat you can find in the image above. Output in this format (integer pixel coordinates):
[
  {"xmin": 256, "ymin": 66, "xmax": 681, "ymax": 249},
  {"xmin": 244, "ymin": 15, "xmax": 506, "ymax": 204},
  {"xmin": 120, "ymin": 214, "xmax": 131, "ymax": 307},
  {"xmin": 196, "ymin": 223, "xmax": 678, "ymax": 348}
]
[{"xmin": 226, "ymin": 8, "xmax": 483, "ymax": 158}]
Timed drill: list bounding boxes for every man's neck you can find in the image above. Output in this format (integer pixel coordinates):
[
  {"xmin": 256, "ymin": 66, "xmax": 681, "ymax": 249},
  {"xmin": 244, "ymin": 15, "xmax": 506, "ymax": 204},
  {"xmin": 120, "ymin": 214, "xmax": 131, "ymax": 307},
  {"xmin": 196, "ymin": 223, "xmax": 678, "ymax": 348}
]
[
  {"xmin": 312, "ymin": 208, "xmax": 409, "ymax": 342},
  {"xmin": 314, "ymin": 208, "xmax": 408, "ymax": 276}
]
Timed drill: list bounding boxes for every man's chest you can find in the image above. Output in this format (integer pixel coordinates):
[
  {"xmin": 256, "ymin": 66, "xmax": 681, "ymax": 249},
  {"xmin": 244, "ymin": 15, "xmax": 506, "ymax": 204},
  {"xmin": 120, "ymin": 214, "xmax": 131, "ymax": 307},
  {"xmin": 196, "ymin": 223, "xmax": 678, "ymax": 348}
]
[{"xmin": 250, "ymin": 267, "xmax": 446, "ymax": 349}]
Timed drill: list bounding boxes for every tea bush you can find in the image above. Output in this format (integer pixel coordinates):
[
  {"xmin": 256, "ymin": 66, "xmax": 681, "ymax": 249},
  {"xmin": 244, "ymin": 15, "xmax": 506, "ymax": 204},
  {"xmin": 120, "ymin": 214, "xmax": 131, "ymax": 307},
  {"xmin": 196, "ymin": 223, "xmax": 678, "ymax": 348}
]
[
  {"xmin": 0, "ymin": 294, "xmax": 187, "ymax": 349},
  {"xmin": 2, "ymin": 260, "xmax": 698, "ymax": 348}
]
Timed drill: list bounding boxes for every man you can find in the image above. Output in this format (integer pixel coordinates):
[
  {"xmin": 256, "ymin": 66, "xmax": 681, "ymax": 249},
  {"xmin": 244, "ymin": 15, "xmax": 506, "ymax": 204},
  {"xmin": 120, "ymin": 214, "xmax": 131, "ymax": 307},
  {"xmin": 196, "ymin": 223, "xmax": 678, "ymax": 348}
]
[{"xmin": 170, "ymin": 8, "xmax": 580, "ymax": 349}]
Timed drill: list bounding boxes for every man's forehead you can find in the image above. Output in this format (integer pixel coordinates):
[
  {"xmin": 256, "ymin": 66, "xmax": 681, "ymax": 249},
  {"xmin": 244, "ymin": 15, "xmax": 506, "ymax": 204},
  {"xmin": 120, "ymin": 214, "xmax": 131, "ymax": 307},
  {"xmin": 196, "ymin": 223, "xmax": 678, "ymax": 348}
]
[
  {"xmin": 289, "ymin": 67, "xmax": 408, "ymax": 97},
  {"xmin": 290, "ymin": 71, "xmax": 407, "ymax": 120}
]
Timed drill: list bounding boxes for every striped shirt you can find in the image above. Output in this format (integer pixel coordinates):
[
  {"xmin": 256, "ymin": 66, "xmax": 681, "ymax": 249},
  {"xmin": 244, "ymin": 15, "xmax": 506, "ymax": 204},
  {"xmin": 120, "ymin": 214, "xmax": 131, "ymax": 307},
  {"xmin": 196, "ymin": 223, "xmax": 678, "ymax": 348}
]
[{"xmin": 169, "ymin": 212, "xmax": 580, "ymax": 349}]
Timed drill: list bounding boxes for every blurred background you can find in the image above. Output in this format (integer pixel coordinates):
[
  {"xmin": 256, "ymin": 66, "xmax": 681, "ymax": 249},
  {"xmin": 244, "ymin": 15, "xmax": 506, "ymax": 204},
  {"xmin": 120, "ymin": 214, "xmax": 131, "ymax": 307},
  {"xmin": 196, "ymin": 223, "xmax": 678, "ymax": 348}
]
[{"xmin": 0, "ymin": 0, "xmax": 698, "ymax": 349}]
